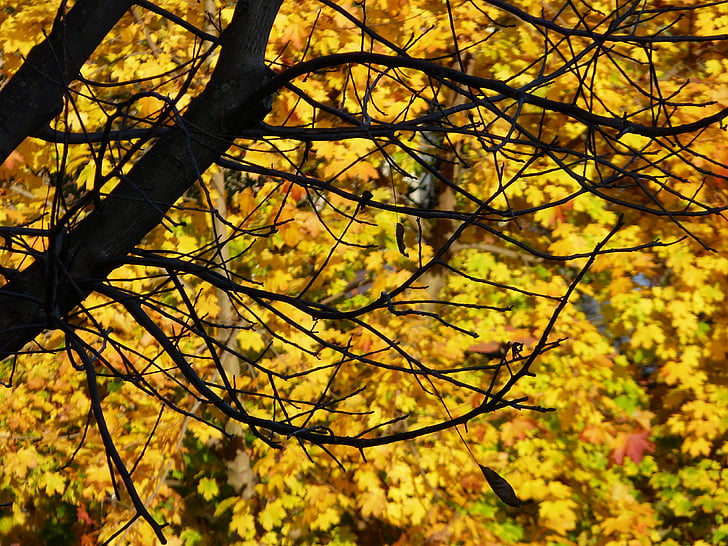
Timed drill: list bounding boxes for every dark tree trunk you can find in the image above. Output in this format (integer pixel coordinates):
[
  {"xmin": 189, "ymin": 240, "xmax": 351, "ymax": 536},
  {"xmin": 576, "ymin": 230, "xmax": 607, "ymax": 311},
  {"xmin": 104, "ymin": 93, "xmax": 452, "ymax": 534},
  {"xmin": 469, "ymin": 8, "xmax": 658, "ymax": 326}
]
[
  {"xmin": 0, "ymin": 0, "xmax": 135, "ymax": 163},
  {"xmin": 0, "ymin": 0, "xmax": 283, "ymax": 359}
]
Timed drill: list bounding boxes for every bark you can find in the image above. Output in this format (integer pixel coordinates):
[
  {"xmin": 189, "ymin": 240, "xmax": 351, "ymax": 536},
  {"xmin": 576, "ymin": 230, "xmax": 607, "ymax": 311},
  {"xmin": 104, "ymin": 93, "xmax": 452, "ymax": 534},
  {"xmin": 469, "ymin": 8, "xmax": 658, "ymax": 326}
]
[
  {"xmin": 0, "ymin": 0, "xmax": 283, "ymax": 359},
  {"xmin": 0, "ymin": 0, "xmax": 135, "ymax": 164}
]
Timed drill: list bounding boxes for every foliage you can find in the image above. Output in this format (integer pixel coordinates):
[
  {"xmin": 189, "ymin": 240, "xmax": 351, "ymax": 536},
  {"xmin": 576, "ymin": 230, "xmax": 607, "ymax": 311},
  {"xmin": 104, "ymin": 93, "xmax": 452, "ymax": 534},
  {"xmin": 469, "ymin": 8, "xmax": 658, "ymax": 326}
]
[{"xmin": 1, "ymin": 0, "xmax": 728, "ymax": 545}]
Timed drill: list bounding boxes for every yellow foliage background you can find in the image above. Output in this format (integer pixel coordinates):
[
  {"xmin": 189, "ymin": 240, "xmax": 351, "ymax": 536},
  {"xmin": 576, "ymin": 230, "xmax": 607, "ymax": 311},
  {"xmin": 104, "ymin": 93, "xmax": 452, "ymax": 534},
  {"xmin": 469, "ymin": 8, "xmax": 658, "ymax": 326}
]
[{"xmin": 1, "ymin": 1, "xmax": 727, "ymax": 545}]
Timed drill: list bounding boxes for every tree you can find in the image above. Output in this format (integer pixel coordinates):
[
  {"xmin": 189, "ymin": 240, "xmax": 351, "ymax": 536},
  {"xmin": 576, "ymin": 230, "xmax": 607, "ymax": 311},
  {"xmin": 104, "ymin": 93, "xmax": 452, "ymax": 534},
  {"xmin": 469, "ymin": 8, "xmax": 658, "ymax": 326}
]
[{"xmin": 1, "ymin": 0, "xmax": 727, "ymax": 543}]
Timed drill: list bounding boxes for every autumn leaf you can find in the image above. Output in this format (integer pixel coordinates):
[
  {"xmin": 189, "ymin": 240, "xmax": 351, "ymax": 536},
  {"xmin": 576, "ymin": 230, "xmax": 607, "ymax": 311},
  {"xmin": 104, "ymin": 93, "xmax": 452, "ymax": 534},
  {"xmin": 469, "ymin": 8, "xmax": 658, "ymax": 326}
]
[
  {"xmin": 77, "ymin": 504, "xmax": 94, "ymax": 526},
  {"xmin": 3, "ymin": 1, "xmax": 728, "ymax": 545},
  {"xmin": 41, "ymin": 472, "xmax": 66, "ymax": 496},
  {"xmin": 259, "ymin": 498, "xmax": 287, "ymax": 531},
  {"xmin": 539, "ymin": 499, "xmax": 578, "ymax": 535},
  {"xmin": 611, "ymin": 429, "xmax": 655, "ymax": 466},
  {"xmin": 197, "ymin": 477, "xmax": 220, "ymax": 501},
  {"xmin": 395, "ymin": 221, "xmax": 409, "ymax": 257},
  {"xmin": 480, "ymin": 465, "xmax": 521, "ymax": 507}
]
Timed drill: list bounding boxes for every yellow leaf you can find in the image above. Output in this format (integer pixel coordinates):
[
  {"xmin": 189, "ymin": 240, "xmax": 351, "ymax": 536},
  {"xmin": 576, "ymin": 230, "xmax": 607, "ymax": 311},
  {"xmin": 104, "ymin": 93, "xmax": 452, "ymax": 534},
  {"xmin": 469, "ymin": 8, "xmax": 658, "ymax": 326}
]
[
  {"xmin": 237, "ymin": 328, "xmax": 267, "ymax": 353},
  {"xmin": 359, "ymin": 488, "xmax": 387, "ymax": 518},
  {"xmin": 682, "ymin": 436, "xmax": 712, "ymax": 457},
  {"xmin": 11, "ymin": 447, "xmax": 39, "ymax": 478},
  {"xmin": 539, "ymin": 499, "xmax": 578, "ymax": 535},
  {"xmin": 630, "ymin": 323, "xmax": 665, "ymax": 350},
  {"xmin": 259, "ymin": 498, "xmax": 287, "ymax": 531},
  {"xmin": 213, "ymin": 496, "xmax": 238, "ymax": 518},
  {"xmin": 42, "ymin": 472, "xmax": 66, "ymax": 496},
  {"xmin": 230, "ymin": 501, "xmax": 256, "ymax": 539},
  {"xmin": 197, "ymin": 477, "xmax": 219, "ymax": 501},
  {"xmin": 311, "ymin": 507, "xmax": 339, "ymax": 531}
]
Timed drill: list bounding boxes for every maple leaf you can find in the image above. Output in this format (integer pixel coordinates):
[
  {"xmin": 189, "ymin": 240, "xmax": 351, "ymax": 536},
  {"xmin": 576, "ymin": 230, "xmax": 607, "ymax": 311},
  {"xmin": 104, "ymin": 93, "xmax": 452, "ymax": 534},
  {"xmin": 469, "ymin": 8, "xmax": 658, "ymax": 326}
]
[
  {"xmin": 42, "ymin": 472, "xmax": 66, "ymax": 496},
  {"xmin": 359, "ymin": 489, "xmax": 387, "ymax": 518},
  {"xmin": 539, "ymin": 499, "xmax": 578, "ymax": 535},
  {"xmin": 77, "ymin": 504, "xmax": 94, "ymax": 526},
  {"xmin": 230, "ymin": 503, "xmax": 256, "ymax": 539},
  {"xmin": 611, "ymin": 429, "xmax": 655, "ymax": 466},
  {"xmin": 197, "ymin": 477, "xmax": 220, "ymax": 501},
  {"xmin": 580, "ymin": 424, "xmax": 607, "ymax": 444},
  {"xmin": 3, "ymin": 1, "xmax": 728, "ymax": 545}
]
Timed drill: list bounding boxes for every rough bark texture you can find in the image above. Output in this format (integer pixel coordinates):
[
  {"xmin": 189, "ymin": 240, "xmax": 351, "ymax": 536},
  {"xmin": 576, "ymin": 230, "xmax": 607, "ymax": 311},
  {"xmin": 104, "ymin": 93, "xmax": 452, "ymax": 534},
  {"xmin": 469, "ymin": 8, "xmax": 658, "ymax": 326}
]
[{"xmin": 0, "ymin": 0, "xmax": 283, "ymax": 359}]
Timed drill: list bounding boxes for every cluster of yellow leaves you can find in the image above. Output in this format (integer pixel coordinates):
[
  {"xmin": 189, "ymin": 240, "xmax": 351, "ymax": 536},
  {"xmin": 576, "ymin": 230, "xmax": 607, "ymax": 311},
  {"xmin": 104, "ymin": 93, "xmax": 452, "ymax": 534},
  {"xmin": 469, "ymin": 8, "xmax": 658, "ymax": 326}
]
[
  {"xmin": 2, "ymin": 0, "xmax": 728, "ymax": 545},
  {"xmin": 0, "ymin": 344, "xmax": 191, "ymax": 543}
]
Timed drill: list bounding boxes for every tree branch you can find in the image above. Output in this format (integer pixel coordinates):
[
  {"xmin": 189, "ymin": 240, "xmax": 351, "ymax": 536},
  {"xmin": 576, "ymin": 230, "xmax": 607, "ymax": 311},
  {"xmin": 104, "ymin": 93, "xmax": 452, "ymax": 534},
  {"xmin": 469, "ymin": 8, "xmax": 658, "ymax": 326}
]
[
  {"xmin": 0, "ymin": 0, "xmax": 283, "ymax": 360},
  {"xmin": 0, "ymin": 0, "xmax": 135, "ymax": 164}
]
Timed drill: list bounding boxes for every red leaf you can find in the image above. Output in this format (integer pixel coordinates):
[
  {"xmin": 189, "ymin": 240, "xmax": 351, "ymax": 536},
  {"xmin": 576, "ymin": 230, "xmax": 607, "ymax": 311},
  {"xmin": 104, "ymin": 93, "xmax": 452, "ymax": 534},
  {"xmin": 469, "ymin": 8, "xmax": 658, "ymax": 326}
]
[
  {"xmin": 611, "ymin": 429, "xmax": 655, "ymax": 465},
  {"xmin": 77, "ymin": 503, "xmax": 94, "ymax": 526}
]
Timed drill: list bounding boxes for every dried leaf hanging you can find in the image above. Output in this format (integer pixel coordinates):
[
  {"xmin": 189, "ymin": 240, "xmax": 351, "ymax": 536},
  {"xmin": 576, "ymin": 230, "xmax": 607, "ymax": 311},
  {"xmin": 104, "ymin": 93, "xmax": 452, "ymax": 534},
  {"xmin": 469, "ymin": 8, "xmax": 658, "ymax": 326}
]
[
  {"xmin": 480, "ymin": 465, "xmax": 521, "ymax": 507},
  {"xmin": 395, "ymin": 221, "xmax": 408, "ymax": 257}
]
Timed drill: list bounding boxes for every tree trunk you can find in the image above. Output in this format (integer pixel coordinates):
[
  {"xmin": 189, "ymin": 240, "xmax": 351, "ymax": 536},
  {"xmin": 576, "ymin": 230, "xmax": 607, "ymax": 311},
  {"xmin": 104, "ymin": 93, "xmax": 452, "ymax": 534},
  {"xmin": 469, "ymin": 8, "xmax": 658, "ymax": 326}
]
[
  {"xmin": 0, "ymin": 0, "xmax": 283, "ymax": 359},
  {"xmin": 0, "ymin": 0, "xmax": 135, "ymax": 164}
]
